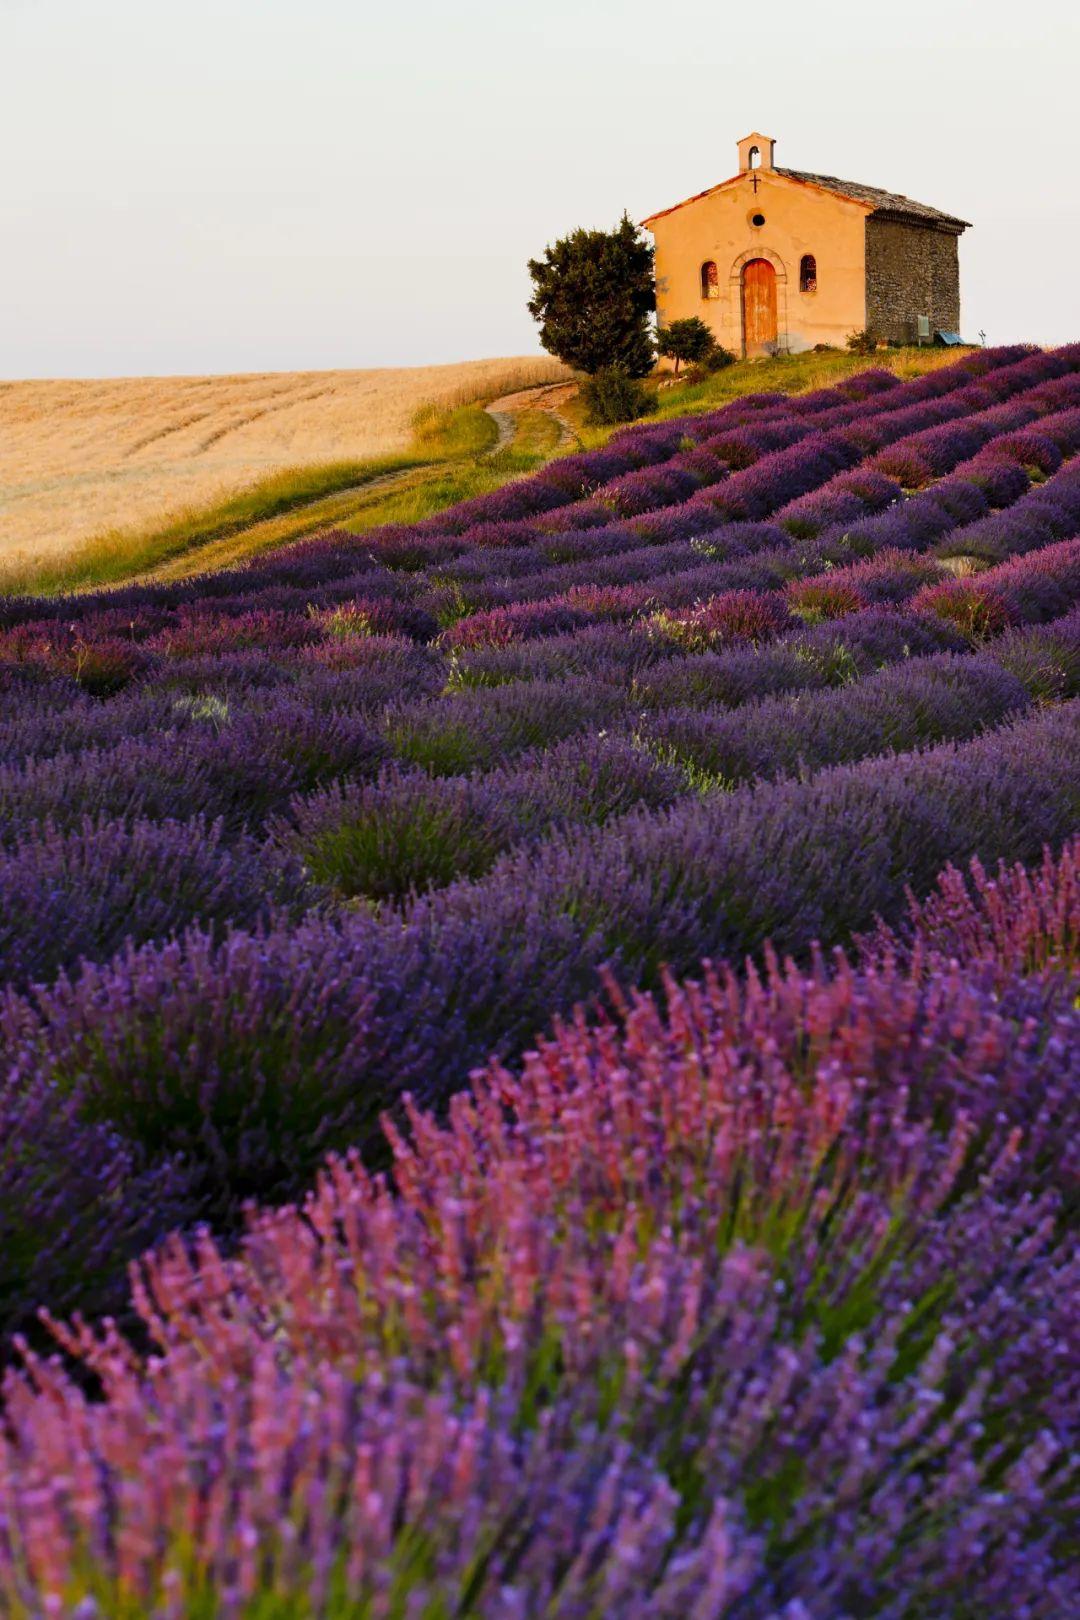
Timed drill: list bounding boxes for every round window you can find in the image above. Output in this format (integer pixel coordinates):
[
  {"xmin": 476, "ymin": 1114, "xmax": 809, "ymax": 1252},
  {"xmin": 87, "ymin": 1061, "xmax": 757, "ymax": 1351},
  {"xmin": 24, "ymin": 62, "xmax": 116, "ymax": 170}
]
[{"xmin": 751, "ymin": 212, "xmax": 766, "ymax": 227}]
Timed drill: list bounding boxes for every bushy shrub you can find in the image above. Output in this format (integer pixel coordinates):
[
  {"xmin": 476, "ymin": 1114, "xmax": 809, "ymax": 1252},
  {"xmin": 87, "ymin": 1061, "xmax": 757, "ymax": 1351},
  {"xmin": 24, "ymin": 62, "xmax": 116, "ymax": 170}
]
[
  {"xmin": 700, "ymin": 339, "xmax": 736, "ymax": 372},
  {"xmin": 892, "ymin": 835, "xmax": 1080, "ymax": 976},
  {"xmin": 384, "ymin": 677, "xmax": 625, "ymax": 774},
  {"xmin": 0, "ymin": 815, "xmax": 308, "ymax": 991},
  {"xmin": 700, "ymin": 432, "xmax": 863, "ymax": 522},
  {"xmin": 640, "ymin": 652, "xmax": 1029, "ymax": 788},
  {"xmin": 870, "ymin": 443, "xmax": 936, "ymax": 487},
  {"xmin": 846, "ymin": 327, "xmax": 879, "ymax": 354},
  {"xmin": 655, "ymin": 315, "xmax": 717, "ymax": 374},
  {"xmin": 66, "ymin": 637, "xmax": 150, "ymax": 695},
  {"xmin": 0, "ymin": 703, "xmax": 389, "ymax": 843},
  {"xmin": 447, "ymin": 700, "xmax": 1080, "ymax": 990},
  {"xmin": 0, "ymin": 1071, "xmax": 193, "ymax": 1346},
  {"xmin": 795, "ymin": 549, "xmax": 943, "ymax": 607},
  {"xmin": 991, "ymin": 429, "xmax": 1064, "ymax": 477},
  {"xmin": 527, "ymin": 212, "xmax": 656, "ymax": 377},
  {"xmin": 966, "ymin": 455, "xmax": 1033, "ymax": 507},
  {"xmin": 0, "ymin": 627, "xmax": 149, "ymax": 695},
  {"xmin": 993, "ymin": 608, "xmax": 1080, "ymax": 701},
  {"xmin": 656, "ymin": 320, "xmax": 734, "ymax": 380},
  {"xmin": 698, "ymin": 431, "xmax": 760, "ymax": 470},
  {"xmin": 289, "ymin": 735, "xmax": 686, "ymax": 900},
  {"xmin": 580, "ymin": 366, "xmax": 656, "ymax": 426},
  {"xmin": 276, "ymin": 768, "xmax": 521, "ymax": 901},
  {"xmin": 793, "ymin": 604, "xmax": 968, "ymax": 663},
  {"xmin": 150, "ymin": 608, "xmax": 317, "ymax": 659},
  {"xmin": 296, "ymin": 633, "xmax": 445, "ymax": 704},
  {"xmin": 514, "ymin": 730, "xmax": 686, "ymax": 825},
  {"xmin": 600, "ymin": 463, "xmax": 700, "ymax": 515},
  {"xmin": 991, "ymin": 535, "xmax": 1080, "ymax": 621}
]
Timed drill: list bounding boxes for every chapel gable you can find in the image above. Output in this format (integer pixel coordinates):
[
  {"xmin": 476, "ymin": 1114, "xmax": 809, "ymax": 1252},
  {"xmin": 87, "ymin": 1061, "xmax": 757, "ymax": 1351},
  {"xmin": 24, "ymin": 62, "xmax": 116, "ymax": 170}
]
[{"xmin": 642, "ymin": 132, "xmax": 970, "ymax": 356}]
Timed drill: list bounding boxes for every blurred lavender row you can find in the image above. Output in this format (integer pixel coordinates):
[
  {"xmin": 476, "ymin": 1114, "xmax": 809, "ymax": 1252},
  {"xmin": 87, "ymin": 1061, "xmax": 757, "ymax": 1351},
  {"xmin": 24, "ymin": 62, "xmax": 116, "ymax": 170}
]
[{"xmin": 1, "ymin": 837, "xmax": 1076, "ymax": 1616}]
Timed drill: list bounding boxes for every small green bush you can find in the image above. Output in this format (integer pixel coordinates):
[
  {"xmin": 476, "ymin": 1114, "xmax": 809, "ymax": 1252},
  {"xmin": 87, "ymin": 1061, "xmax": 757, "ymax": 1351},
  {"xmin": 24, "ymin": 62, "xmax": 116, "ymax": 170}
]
[
  {"xmin": 580, "ymin": 368, "xmax": 656, "ymax": 426},
  {"xmin": 846, "ymin": 329, "xmax": 879, "ymax": 355},
  {"xmin": 656, "ymin": 317, "xmax": 715, "ymax": 375},
  {"xmin": 703, "ymin": 341, "xmax": 736, "ymax": 372}
]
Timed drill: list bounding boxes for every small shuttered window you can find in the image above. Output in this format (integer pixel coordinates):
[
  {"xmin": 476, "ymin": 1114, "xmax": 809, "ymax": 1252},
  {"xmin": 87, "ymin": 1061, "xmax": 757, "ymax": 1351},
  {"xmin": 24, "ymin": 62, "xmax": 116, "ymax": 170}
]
[
  {"xmin": 800, "ymin": 254, "xmax": 818, "ymax": 293},
  {"xmin": 701, "ymin": 260, "xmax": 720, "ymax": 299}
]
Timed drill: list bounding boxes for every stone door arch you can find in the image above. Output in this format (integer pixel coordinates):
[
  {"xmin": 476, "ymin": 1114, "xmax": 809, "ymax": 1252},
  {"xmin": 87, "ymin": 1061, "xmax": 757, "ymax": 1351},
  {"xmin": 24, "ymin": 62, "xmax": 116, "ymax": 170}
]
[
  {"xmin": 742, "ymin": 260, "xmax": 777, "ymax": 354},
  {"xmin": 730, "ymin": 248, "xmax": 787, "ymax": 356}
]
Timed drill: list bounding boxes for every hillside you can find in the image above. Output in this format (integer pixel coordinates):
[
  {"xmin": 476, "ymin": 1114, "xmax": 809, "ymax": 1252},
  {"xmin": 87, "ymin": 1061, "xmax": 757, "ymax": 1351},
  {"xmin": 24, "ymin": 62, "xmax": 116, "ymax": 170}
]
[
  {"xmin": 1, "ymin": 343, "xmax": 1078, "ymax": 1611},
  {"xmin": 1, "ymin": 346, "xmax": 967, "ymax": 595},
  {"xmin": 0, "ymin": 357, "xmax": 567, "ymax": 570}
]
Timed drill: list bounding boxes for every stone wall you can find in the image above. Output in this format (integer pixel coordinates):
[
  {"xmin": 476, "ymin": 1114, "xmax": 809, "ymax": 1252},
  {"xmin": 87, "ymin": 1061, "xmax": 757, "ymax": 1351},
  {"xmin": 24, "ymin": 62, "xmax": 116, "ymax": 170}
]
[{"xmin": 864, "ymin": 216, "xmax": 961, "ymax": 343}]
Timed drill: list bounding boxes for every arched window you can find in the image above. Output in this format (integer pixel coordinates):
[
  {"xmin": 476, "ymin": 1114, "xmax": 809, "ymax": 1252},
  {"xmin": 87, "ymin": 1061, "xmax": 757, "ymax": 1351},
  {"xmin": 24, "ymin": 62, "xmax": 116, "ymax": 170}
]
[
  {"xmin": 800, "ymin": 253, "xmax": 818, "ymax": 293},
  {"xmin": 700, "ymin": 260, "xmax": 719, "ymax": 300},
  {"xmin": 748, "ymin": 145, "xmax": 760, "ymax": 169}
]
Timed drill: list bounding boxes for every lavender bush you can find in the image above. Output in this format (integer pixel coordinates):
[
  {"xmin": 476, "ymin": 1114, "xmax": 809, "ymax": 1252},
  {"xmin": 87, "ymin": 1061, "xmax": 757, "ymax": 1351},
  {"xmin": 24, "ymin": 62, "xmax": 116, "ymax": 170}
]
[{"xmin": 0, "ymin": 815, "xmax": 309, "ymax": 991}]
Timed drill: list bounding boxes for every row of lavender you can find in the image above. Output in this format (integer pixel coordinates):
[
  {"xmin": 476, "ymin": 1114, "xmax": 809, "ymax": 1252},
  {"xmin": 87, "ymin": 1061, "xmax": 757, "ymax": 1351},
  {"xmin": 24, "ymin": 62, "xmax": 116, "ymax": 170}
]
[
  {"xmin": 1, "ymin": 551, "xmax": 1078, "ymax": 989},
  {"xmin": 2, "ymin": 840, "xmax": 1077, "ymax": 1616},
  {"xmin": 3, "ymin": 608, "xmax": 1077, "ymax": 991}
]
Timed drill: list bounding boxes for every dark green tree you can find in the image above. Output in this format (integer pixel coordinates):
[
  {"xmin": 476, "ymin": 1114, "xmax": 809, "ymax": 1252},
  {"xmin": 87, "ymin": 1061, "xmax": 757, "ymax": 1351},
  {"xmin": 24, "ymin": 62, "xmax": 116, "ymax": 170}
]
[
  {"xmin": 655, "ymin": 316, "xmax": 719, "ymax": 375},
  {"xmin": 527, "ymin": 214, "xmax": 655, "ymax": 378}
]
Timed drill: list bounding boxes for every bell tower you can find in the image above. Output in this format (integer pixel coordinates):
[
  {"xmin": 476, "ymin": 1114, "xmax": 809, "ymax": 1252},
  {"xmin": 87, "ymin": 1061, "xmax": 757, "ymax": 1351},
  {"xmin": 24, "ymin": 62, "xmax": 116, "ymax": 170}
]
[{"xmin": 737, "ymin": 132, "xmax": 776, "ymax": 173}]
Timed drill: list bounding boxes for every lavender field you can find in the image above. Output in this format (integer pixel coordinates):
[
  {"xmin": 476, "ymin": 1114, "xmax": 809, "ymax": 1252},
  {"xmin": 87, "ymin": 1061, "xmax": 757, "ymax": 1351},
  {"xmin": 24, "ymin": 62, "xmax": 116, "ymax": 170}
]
[{"xmin": 1, "ymin": 344, "xmax": 1079, "ymax": 1616}]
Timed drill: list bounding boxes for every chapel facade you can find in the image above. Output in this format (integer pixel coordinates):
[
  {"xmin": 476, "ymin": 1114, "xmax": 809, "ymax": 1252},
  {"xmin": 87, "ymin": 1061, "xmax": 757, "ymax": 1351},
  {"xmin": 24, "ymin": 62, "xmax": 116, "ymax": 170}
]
[{"xmin": 642, "ymin": 132, "xmax": 970, "ymax": 358}]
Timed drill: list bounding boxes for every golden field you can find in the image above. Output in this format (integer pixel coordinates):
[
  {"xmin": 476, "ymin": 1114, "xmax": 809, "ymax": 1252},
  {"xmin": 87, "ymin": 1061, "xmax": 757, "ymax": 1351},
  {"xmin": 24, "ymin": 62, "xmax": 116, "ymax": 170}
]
[{"xmin": 0, "ymin": 357, "xmax": 568, "ymax": 565}]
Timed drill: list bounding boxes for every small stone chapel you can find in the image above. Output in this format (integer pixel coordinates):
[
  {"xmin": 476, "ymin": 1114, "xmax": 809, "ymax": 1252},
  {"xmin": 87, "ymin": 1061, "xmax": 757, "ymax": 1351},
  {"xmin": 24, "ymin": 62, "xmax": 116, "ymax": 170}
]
[{"xmin": 642, "ymin": 132, "xmax": 970, "ymax": 358}]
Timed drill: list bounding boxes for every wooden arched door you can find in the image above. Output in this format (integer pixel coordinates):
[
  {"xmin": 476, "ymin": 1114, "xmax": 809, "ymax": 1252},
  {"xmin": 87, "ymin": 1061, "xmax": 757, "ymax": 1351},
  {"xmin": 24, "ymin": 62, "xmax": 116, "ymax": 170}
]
[{"xmin": 741, "ymin": 258, "xmax": 777, "ymax": 355}]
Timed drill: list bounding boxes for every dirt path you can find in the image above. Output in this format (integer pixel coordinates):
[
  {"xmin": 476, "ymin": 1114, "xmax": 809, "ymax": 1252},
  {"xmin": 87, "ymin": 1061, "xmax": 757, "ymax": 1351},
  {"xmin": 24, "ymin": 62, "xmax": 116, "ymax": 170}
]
[
  {"xmin": 484, "ymin": 409, "xmax": 516, "ymax": 454},
  {"xmin": 485, "ymin": 381, "xmax": 579, "ymax": 450}
]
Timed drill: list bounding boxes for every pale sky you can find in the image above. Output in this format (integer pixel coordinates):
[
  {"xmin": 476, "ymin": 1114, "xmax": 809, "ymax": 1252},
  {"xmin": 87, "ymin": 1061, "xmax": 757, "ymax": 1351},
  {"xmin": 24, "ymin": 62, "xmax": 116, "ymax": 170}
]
[{"xmin": 2, "ymin": 0, "xmax": 1077, "ymax": 378}]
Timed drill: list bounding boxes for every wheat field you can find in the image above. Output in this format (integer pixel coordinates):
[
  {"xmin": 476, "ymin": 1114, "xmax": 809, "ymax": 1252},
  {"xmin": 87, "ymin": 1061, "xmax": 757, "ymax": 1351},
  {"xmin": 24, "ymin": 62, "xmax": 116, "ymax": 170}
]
[{"xmin": 0, "ymin": 357, "xmax": 568, "ymax": 565}]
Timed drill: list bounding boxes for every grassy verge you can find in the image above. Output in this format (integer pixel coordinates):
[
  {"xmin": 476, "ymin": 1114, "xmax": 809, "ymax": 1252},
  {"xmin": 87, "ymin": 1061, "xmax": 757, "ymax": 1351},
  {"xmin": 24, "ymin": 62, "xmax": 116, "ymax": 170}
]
[
  {"xmin": 145, "ymin": 465, "xmax": 445, "ymax": 581},
  {"xmin": 510, "ymin": 408, "xmax": 567, "ymax": 458},
  {"xmin": 564, "ymin": 346, "xmax": 977, "ymax": 447},
  {"xmin": 344, "ymin": 430, "xmax": 564, "ymax": 535}
]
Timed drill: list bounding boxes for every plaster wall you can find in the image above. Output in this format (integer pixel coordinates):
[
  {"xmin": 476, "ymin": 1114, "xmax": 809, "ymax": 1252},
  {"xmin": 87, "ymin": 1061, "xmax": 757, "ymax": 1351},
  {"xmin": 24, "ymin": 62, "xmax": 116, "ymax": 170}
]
[{"xmin": 648, "ymin": 172, "xmax": 869, "ymax": 357}]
